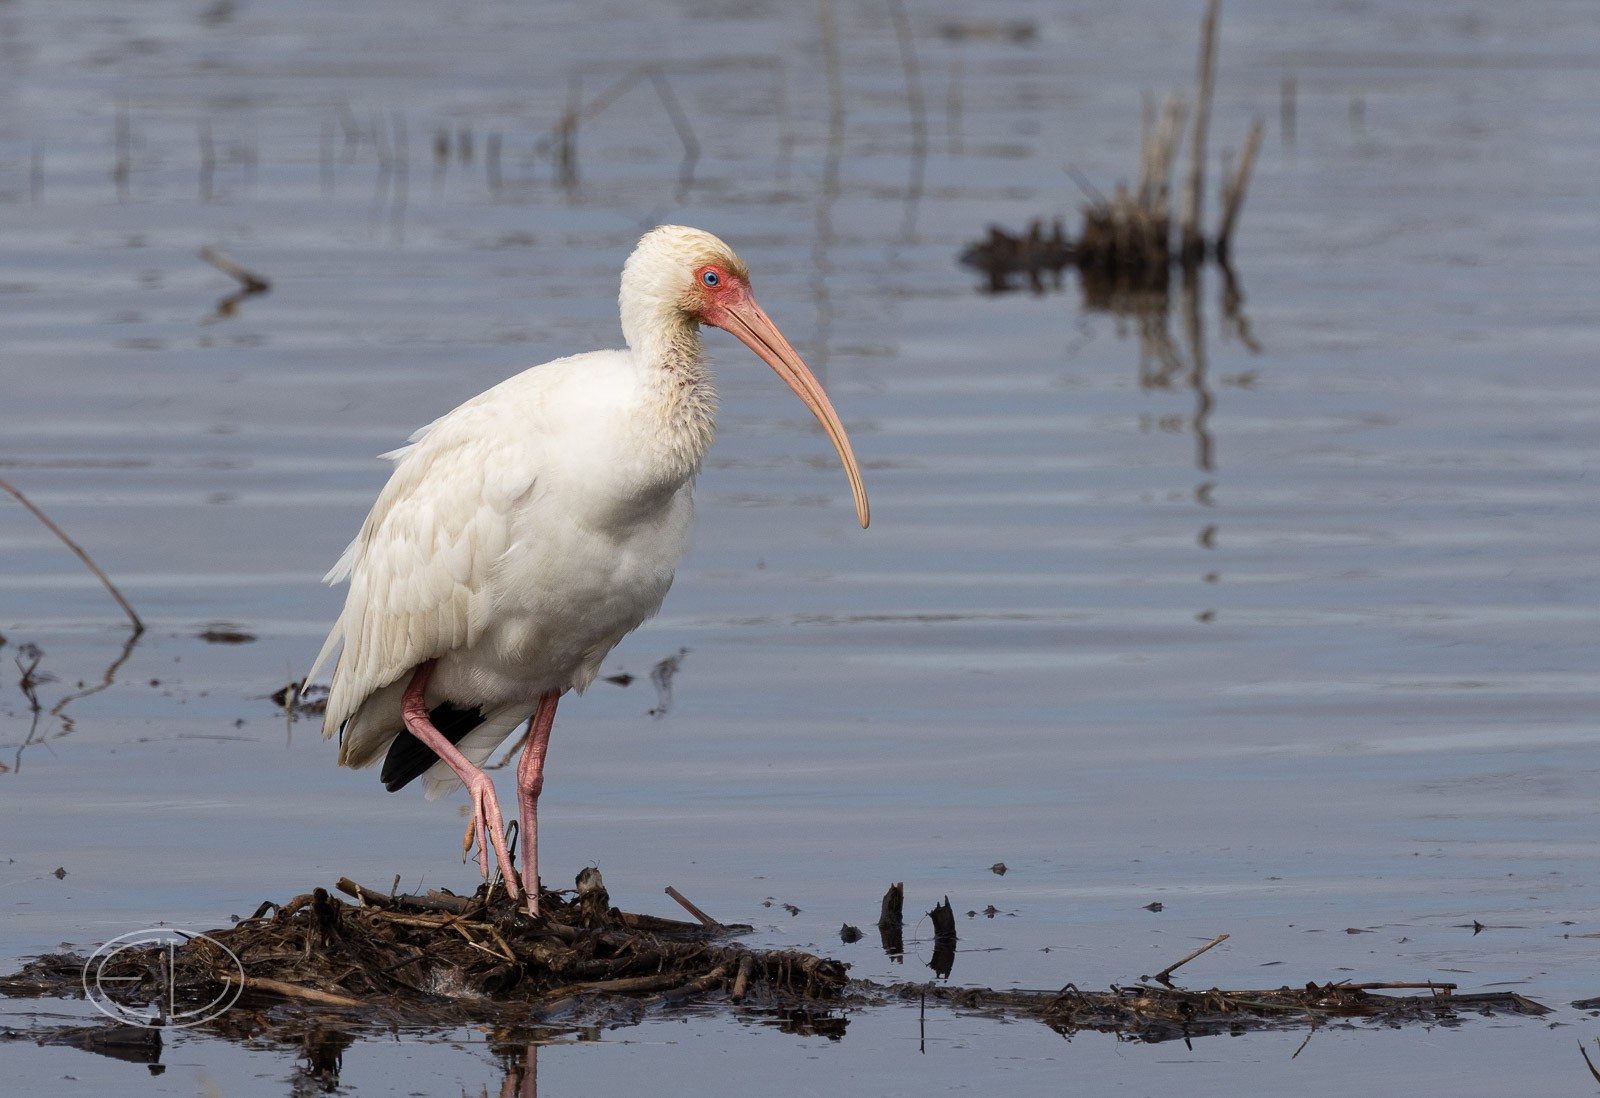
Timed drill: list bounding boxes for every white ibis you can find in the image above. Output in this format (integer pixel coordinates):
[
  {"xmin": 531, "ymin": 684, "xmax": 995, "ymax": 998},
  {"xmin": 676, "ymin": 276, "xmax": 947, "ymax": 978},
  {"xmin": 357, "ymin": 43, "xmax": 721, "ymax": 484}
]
[{"xmin": 307, "ymin": 225, "xmax": 869, "ymax": 914}]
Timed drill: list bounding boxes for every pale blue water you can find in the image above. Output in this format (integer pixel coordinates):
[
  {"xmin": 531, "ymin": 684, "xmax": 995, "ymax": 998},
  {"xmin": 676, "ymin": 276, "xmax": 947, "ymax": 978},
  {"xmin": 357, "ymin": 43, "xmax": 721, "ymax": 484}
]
[{"xmin": 3, "ymin": 0, "xmax": 1599, "ymax": 1094}]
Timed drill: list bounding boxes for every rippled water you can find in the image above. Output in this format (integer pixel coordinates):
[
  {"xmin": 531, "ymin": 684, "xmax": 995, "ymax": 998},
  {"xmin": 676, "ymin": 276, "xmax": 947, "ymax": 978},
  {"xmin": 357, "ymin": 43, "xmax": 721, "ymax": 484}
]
[{"xmin": 3, "ymin": 0, "xmax": 1599, "ymax": 1094}]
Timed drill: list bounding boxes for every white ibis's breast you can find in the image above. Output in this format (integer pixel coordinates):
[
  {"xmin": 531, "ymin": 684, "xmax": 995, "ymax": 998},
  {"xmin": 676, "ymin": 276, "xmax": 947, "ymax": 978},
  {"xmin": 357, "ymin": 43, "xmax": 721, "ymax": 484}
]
[
  {"xmin": 428, "ymin": 350, "xmax": 698, "ymax": 706},
  {"xmin": 319, "ymin": 347, "xmax": 707, "ymax": 749}
]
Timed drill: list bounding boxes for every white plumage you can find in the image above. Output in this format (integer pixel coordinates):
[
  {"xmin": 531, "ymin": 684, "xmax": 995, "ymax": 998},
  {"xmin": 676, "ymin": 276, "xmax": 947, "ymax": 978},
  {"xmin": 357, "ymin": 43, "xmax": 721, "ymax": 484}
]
[{"xmin": 310, "ymin": 226, "xmax": 869, "ymax": 913}]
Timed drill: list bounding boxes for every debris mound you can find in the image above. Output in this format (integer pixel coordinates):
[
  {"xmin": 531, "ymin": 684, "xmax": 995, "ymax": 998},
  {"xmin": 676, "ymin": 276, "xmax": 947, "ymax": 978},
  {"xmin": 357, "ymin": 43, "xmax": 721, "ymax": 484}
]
[{"xmin": 1, "ymin": 869, "xmax": 845, "ymax": 1042}]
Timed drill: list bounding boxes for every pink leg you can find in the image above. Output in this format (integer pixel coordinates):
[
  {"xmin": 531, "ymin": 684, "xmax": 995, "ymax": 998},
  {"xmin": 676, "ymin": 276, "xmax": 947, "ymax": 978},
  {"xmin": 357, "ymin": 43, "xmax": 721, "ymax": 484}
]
[
  {"xmin": 401, "ymin": 662, "xmax": 521, "ymax": 900},
  {"xmin": 516, "ymin": 691, "xmax": 560, "ymax": 914}
]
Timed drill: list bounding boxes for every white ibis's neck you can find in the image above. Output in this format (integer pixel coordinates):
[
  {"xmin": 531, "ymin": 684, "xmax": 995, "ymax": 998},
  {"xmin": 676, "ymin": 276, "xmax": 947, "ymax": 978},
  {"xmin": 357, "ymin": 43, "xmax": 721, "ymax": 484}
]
[
  {"xmin": 625, "ymin": 305, "xmax": 717, "ymax": 482},
  {"xmin": 618, "ymin": 238, "xmax": 720, "ymax": 478}
]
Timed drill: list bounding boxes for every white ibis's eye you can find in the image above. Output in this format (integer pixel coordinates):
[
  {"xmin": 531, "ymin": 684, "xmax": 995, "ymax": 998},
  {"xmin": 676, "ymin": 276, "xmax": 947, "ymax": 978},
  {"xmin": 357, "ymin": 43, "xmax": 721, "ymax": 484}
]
[{"xmin": 701, "ymin": 270, "xmax": 720, "ymax": 288}]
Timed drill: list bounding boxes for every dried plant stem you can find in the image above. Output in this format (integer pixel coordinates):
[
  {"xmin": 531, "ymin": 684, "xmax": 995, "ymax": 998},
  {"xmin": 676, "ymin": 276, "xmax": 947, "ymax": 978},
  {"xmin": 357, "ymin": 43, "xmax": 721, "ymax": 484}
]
[
  {"xmin": 1152, "ymin": 931, "xmax": 1229, "ymax": 983},
  {"xmin": 1179, "ymin": 0, "xmax": 1220, "ymax": 262},
  {"xmin": 199, "ymin": 246, "xmax": 270, "ymax": 292},
  {"xmin": 0, "ymin": 477, "xmax": 143, "ymax": 635},
  {"xmin": 1215, "ymin": 118, "xmax": 1263, "ymax": 263},
  {"xmin": 227, "ymin": 975, "xmax": 365, "ymax": 1009},
  {"xmin": 665, "ymin": 886, "xmax": 722, "ymax": 930},
  {"xmin": 1580, "ymin": 1041, "xmax": 1600, "ymax": 1084}
]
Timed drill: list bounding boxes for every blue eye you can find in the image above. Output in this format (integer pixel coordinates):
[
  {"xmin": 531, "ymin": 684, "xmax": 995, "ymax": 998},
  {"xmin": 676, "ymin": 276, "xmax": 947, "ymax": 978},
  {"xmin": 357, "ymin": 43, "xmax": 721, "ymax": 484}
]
[{"xmin": 701, "ymin": 270, "xmax": 719, "ymax": 287}]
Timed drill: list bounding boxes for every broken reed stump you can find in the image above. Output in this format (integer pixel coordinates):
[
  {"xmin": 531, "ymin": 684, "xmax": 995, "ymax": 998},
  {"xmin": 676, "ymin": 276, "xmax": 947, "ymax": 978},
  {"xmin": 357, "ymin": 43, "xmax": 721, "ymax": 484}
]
[
  {"xmin": 877, "ymin": 881, "xmax": 906, "ymax": 958},
  {"xmin": 878, "ymin": 881, "xmax": 905, "ymax": 931}
]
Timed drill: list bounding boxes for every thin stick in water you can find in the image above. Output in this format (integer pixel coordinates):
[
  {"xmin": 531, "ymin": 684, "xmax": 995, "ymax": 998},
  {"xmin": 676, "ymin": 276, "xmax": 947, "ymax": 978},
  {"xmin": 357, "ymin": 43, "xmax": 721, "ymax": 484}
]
[
  {"xmin": 199, "ymin": 246, "xmax": 271, "ymax": 293},
  {"xmin": 1152, "ymin": 931, "xmax": 1229, "ymax": 984},
  {"xmin": 664, "ymin": 885, "xmax": 723, "ymax": 930},
  {"xmin": 225, "ymin": 975, "xmax": 365, "ymax": 1009},
  {"xmin": 1179, "ymin": 0, "xmax": 1220, "ymax": 262},
  {"xmin": 1215, "ymin": 117, "xmax": 1263, "ymax": 263},
  {"xmin": 0, "ymin": 477, "xmax": 143, "ymax": 635}
]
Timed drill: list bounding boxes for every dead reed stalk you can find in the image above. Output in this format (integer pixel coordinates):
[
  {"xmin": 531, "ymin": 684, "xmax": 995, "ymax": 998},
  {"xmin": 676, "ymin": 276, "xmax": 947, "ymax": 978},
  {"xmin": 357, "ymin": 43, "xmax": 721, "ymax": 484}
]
[{"xmin": 1179, "ymin": 0, "xmax": 1220, "ymax": 263}]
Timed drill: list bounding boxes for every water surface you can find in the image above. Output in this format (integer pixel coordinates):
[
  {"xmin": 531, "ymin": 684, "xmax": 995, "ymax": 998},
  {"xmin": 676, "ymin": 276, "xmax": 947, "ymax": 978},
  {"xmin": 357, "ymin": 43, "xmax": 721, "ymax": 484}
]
[{"xmin": 3, "ymin": 0, "xmax": 1598, "ymax": 1094}]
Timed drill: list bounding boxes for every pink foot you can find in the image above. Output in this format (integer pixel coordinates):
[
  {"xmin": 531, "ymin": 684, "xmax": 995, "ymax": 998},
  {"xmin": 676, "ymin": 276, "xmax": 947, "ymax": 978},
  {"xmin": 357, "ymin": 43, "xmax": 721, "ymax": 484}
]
[
  {"xmin": 401, "ymin": 662, "xmax": 520, "ymax": 901},
  {"xmin": 459, "ymin": 766, "xmax": 518, "ymax": 895}
]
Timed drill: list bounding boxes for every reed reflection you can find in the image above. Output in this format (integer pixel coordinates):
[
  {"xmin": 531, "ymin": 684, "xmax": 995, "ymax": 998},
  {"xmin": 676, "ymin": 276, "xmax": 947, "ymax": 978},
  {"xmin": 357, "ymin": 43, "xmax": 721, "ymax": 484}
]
[{"xmin": 959, "ymin": 233, "xmax": 1259, "ymax": 623}]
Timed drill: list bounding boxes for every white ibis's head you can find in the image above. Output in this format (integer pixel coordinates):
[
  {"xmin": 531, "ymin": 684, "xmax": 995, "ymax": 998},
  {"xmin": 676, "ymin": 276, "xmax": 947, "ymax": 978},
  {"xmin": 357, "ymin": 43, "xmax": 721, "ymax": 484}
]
[{"xmin": 621, "ymin": 225, "xmax": 870, "ymax": 528}]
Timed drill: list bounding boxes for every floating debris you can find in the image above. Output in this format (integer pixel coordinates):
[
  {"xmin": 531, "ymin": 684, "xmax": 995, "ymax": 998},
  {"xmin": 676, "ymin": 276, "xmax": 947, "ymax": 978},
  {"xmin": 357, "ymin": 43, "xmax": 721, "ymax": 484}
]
[
  {"xmin": 199, "ymin": 246, "xmax": 271, "ymax": 319},
  {"xmin": 893, "ymin": 980, "xmax": 1550, "ymax": 1044},
  {"xmin": 198, "ymin": 624, "xmax": 256, "ymax": 644},
  {"xmin": 270, "ymin": 680, "xmax": 327, "ymax": 717},
  {"xmin": 647, "ymin": 647, "xmax": 689, "ymax": 717},
  {"xmin": 937, "ymin": 20, "xmax": 1036, "ymax": 43}
]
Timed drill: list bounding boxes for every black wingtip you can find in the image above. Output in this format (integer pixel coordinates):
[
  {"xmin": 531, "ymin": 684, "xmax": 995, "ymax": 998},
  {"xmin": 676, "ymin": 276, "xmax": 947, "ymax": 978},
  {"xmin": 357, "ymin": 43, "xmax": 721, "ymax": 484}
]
[{"xmin": 380, "ymin": 702, "xmax": 486, "ymax": 791}]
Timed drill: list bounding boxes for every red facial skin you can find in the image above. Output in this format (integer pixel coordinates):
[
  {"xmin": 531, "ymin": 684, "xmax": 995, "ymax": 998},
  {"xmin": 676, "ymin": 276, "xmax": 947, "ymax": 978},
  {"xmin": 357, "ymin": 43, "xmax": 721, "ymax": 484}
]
[{"xmin": 689, "ymin": 264, "xmax": 752, "ymax": 329}]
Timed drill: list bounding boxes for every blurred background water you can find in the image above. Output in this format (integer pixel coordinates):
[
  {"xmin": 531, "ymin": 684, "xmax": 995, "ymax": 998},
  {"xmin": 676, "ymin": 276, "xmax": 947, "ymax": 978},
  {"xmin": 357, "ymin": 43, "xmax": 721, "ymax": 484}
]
[{"xmin": 2, "ymin": 0, "xmax": 1598, "ymax": 1093}]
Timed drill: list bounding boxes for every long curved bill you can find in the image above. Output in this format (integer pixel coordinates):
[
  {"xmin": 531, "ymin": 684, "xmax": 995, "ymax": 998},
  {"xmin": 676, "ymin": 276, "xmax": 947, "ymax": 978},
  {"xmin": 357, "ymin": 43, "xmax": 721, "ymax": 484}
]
[{"xmin": 718, "ymin": 295, "xmax": 871, "ymax": 529}]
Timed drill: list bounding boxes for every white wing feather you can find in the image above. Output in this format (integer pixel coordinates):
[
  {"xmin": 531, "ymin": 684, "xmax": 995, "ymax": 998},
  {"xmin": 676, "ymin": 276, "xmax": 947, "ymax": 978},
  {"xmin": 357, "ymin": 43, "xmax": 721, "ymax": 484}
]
[{"xmin": 312, "ymin": 396, "xmax": 536, "ymax": 761}]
